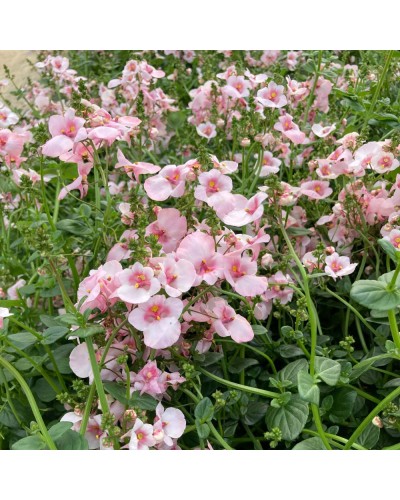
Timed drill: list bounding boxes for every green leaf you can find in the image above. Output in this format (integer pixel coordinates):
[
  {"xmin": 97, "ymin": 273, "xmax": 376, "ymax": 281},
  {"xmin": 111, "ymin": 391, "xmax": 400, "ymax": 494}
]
[
  {"xmin": 356, "ymin": 423, "xmax": 380, "ymax": 450},
  {"xmin": 251, "ymin": 325, "xmax": 268, "ymax": 336},
  {"xmin": 201, "ymin": 352, "xmax": 225, "ymax": 366},
  {"xmin": 12, "ymin": 435, "xmax": 48, "ymax": 450},
  {"xmin": 315, "ymin": 357, "xmax": 341, "ymax": 386},
  {"xmin": 293, "ymin": 437, "xmax": 326, "ymax": 450},
  {"xmin": 195, "ymin": 420, "xmax": 210, "ymax": 440},
  {"xmin": 266, "ymin": 395, "xmax": 309, "ymax": 441},
  {"xmin": 73, "ymin": 325, "xmax": 105, "ymax": 338},
  {"xmin": 277, "ymin": 345, "xmax": 304, "ymax": 358},
  {"xmin": 194, "ymin": 397, "xmax": 214, "ymax": 423},
  {"xmin": 378, "ymin": 238, "xmax": 400, "ymax": 263},
  {"xmin": 129, "ymin": 391, "xmax": 158, "ymax": 411},
  {"xmin": 228, "ymin": 358, "xmax": 258, "ymax": 374},
  {"xmin": 276, "ymin": 359, "xmax": 309, "ymax": 387},
  {"xmin": 34, "ymin": 378, "xmax": 58, "ymax": 402},
  {"xmin": 56, "ymin": 219, "xmax": 91, "ymax": 236},
  {"xmin": 42, "ymin": 326, "xmax": 69, "ymax": 344},
  {"xmin": 45, "ymin": 344, "xmax": 74, "ymax": 374},
  {"xmin": 242, "ymin": 401, "xmax": 269, "ymax": 425},
  {"xmin": 297, "ymin": 371, "xmax": 320, "ymax": 405},
  {"xmin": 350, "ymin": 279, "xmax": 400, "ymax": 311},
  {"xmin": 7, "ymin": 331, "xmax": 38, "ymax": 349},
  {"xmin": 55, "ymin": 430, "xmax": 89, "ymax": 450},
  {"xmin": 329, "ymin": 388, "xmax": 357, "ymax": 423},
  {"xmin": 48, "ymin": 421, "xmax": 73, "ymax": 440},
  {"xmin": 103, "ymin": 382, "xmax": 158, "ymax": 410}
]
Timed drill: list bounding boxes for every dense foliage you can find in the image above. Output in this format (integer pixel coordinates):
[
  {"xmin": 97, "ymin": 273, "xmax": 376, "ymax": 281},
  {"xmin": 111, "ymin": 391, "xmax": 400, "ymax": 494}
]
[{"xmin": 1, "ymin": 50, "xmax": 400, "ymax": 450}]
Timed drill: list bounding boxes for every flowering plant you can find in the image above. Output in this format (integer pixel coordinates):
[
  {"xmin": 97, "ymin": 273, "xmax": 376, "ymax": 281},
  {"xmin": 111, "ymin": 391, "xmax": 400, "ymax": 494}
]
[{"xmin": 1, "ymin": 50, "xmax": 400, "ymax": 450}]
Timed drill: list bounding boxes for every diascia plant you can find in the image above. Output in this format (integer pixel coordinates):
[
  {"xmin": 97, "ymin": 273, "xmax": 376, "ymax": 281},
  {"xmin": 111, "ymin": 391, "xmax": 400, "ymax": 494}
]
[{"xmin": 1, "ymin": 50, "xmax": 400, "ymax": 450}]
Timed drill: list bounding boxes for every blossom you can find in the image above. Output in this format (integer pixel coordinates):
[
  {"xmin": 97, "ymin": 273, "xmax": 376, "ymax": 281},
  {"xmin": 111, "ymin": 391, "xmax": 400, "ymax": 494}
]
[
  {"xmin": 384, "ymin": 229, "xmax": 400, "ymax": 250},
  {"xmin": 371, "ymin": 152, "xmax": 399, "ymax": 174},
  {"xmin": 256, "ymin": 81, "xmax": 287, "ymax": 108},
  {"xmin": 156, "ymin": 257, "xmax": 197, "ymax": 297},
  {"xmin": 115, "ymin": 148, "xmax": 160, "ymax": 182},
  {"xmin": 144, "ymin": 164, "xmax": 188, "ymax": 201},
  {"xmin": 145, "ymin": 208, "xmax": 187, "ymax": 253},
  {"xmin": 128, "ymin": 295, "xmax": 183, "ymax": 349},
  {"xmin": 299, "ymin": 180, "xmax": 332, "ymax": 200},
  {"xmin": 113, "ymin": 262, "xmax": 160, "ymax": 304},
  {"xmin": 176, "ymin": 231, "xmax": 223, "ymax": 285},
  {"xmin": 196, "ymin": 122, "xmax": 217, "ymax": 140},
  {"xmin": 132, "ymin": 361, "xmax": 164, "ymax": 396},
  {"xmin": 223, "ymin": 254, "xmax": 268, "ymax": 297},
  {"xmin": 194, "ymin": 169, "xmax": 233, "ymax": 204},
  {"xmin": 0, "ymin": 307, "xmax": 12, "ymax": 329},
  {"xmin": 129, "ymin": 419, "xmax": 156, "ymax": 450},
  {"xmin": 154, "ymin": 403, "xmax": 186, "ymax": 446},
  {"xmin": 312, "ymin": 123, "xmax": 336, "ymax": 138},
  {"xmin": 274, "ymin": 114, "xmax": 305, "ymax": 144},
  {"xmin": 324, "ymin": 253, "xmax": 357, "ymax": 280},
  {"xmin": 216, "ymin": 192, "xmax": 268, "ymax": 227},
  {"xmin": 208, "ymin": 298, "xmax": 254, "ymax": 343}
]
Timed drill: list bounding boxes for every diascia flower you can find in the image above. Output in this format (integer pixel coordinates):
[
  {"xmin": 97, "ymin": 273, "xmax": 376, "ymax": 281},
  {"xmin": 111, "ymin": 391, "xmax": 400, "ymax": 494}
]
[
  {"xmin": 145, "ymin": 208, "xmax": 187, "ymax": 253},
  {"xmin": 257, "ymin": 81, "xmax": 287, "ymax": 108},
  {"xmin": 208, "ymin": 297, "xmax": 254, "ymax": 343},
  {"xmin": 115, "ymin": 148, "xmax": 160, "ymax": 181},
  {"xmin": 176, "ymin": 231, "xmax": 223, "ymax": 286},
  {"xmin": 144, "ymin": 164, "xmax": 188, "ymax": 201},
  {"xmin": 128, "ymin": 295, "xmax": 183, "ymax": 349},
  {"xmin": 324, "ymin": 253, "xmax": 358, "ymax": 280},
  {"xmin": 129, "ymin": 419, "xmax": 156, "ymax": 450},
  {"xmin": 299, "ymin": 180, "xmax": 333, "ymax": 200},
  {"xmin": 153, "ymin": 403, "xmax": 186, "ymax": 446},
  {"xmin": 113, "ymin": 262, "xmax": 161, "ymax": 304},
  {"xmin": 0, "ymin": 307, "xmax": 12, "ymax": 329},
  {"xmin": 155, "ymin": 257, "xmax": 197, "ymax": 297},
  {"xmin": 222, "ymin": 254, "xmax": 268, "ymax": 297}
]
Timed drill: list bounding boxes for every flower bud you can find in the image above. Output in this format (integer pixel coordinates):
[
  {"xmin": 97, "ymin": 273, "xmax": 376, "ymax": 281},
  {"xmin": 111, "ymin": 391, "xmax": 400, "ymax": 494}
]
[{"xmin": 240, "ymin": 138, "xmax": 251, "ymax": 147}]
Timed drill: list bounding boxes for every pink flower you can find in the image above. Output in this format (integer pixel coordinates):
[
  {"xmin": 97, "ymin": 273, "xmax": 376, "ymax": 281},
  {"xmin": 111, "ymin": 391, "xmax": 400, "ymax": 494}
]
[
  {"xmin": 371, "ymin": 152, "xmax": 399, "ymax": 174},
  {"xmin": 7, "ymin": 278, "xmax": 26, "ymax": 299},
  {"xmin": 257, "ymin": 81, "xmax": 287, "ymax": 108},
  {"xmin": 156, "ymin": 257, "xmax": 197, "ymax": 297},
  {"xmin": 208, "ymin": 298, "xmax": 254, "ymax": 343},
  {"xmin": 274, "ymin": 114, "xmax": 305, "ymax": 144},
  {"xmin": 42, "ymin": 108, "xmax": 85, "ymax": 157},
  {"xmin": 61, "ymin": 412, "xmax": 107, "ymax": 450},
  {"xmin": 114, "ymin": 262, "xmax": 160, "ymax": 304},
  {"xmin": 69, "ymin": 342, "xmax": 121, "ymax": 383},
  {"xmin": 194, "ymin": 169, "xmax": 233, "ymax": 204},
  {"xmin": 216, "ymin": 192, "xmax": 268, "ymax": 227},
  {"xmin": 325, "ymin": 253, "xmax": 357, "ymax": 280},
  {"xmin": 263, "ymin": 271, "xmax": 294, "ymax": 304},
  {"xmin": 299, "ymin": 180, "xmax": 332, "ymax": 200},
  {"xmin": 128, "ymin": 295, "xmax": 183, "ymax": 349},
  {"xmin": 129, "ymin": 419, "xmax": 156, "ymax": 450},
  {"xmin": 312, "ymin": 123, "xmax": 336, "ymax": 138},
  {"xmin": 384, "ymin": 229, "xmax": 400, "ymax": 250},
  {"xmin": 0, "ymin": 307, "xmax": 12, "ymax": 329},
  {"xmin": 115, "ymin": 148, "xmax": 160, "ymax": 182},
  {"xmin": 132, "ymin": 361, "xmax": 164, "ymax": 396},
  {"xmin": 154, "ymin": 403, "xmax": 186, "ymax": 446},
  {"xmin": 225, "ymin": 75, "xmax": 250, "ymax": 97},
  {"xmin": 259, "ymin": 151, "xmax": 281, "ymax": 177},
  {"xmin": 106, "ymin": 230, "xmax": 138, "ymax": 262},
  {"xmin": 144, "ymin": 164, "xmax": 188, "ymax": 201},
  {"xmin": 223, "ymin": 255, "xmax": 268, "ymax": 297},
  {"xmin": 145, "ymin": 208, "xmax": 187, "ymax": 253},
  {"xmin": 196, "ymin": 122, "xmax": 217, "ymax": 140},
  {"xmin": 176, "ymin": 231, "xmax": 223, "ymax": 286},
  {"xmin": 77, "ymin": 260, "xmax": 122, "ymax": 312}
]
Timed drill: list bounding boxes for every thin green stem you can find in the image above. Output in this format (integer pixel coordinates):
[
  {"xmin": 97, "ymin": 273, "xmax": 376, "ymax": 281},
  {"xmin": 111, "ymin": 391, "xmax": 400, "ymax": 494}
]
[{"xmin": 0, "ymin": 355, "xmax": 57, "ymax": 450}]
